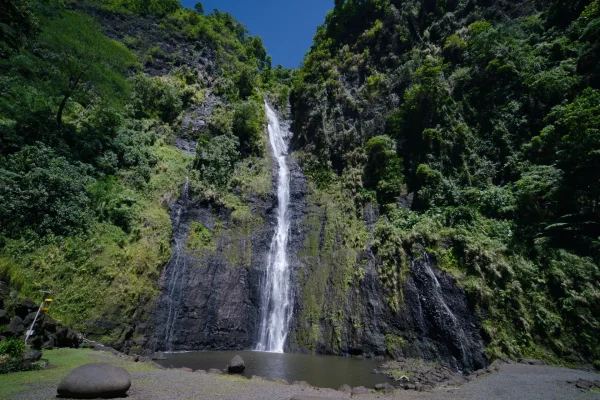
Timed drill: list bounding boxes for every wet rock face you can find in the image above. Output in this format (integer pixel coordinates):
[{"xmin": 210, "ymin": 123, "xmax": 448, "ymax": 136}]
[
  {"xmin": 287, "ymin": 197, "xmax": 486, "ymax": 371},
  {"xmin": 138, "ymin": 105, "xmax": 307, "ymax": 354},
  {"xmin": 147, "ymin": 198, "xmax": 272, "ymax": 352},
  {"xmin": 407, "ymin": 255, "xmax": 487, "ymax": 371}
]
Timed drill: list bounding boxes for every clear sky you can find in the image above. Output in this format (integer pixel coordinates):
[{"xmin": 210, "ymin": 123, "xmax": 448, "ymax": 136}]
[{"xmin": 180, "ymin": 0, "xmax": 333, "ymax": 68}]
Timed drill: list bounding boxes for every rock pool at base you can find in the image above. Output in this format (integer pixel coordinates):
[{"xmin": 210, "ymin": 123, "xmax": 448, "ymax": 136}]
[{"xmin": 57, "ymin": 363, "xmax": 131, "ymax": 399}]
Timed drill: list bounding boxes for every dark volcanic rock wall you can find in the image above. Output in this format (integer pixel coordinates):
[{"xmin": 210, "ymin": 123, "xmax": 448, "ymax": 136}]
[
  {"xmin": 286, "ymin": 182, "xmax": 487, "ymax": 372},
  {"xmin": 147, "ymin": 104, "xmax": 306, "ymax": 353},
  {"xmin": 147, "ymin": 188, "xmax": 275, "ymax": 352}
]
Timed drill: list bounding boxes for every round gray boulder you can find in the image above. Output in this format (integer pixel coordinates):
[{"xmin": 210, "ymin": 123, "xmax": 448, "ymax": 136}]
[
  {"xmin": 57, "ymin": 363, "xmax": 131, "ymax": 399},
  {"xmin": 227, "ymin": 355, "xmax": 245, "ymax": 373}
]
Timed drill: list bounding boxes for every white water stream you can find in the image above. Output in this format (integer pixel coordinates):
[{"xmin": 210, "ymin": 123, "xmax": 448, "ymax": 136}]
[{"xmin": 256, "ymin": 102, "xmax": 292, "ymax": 353}]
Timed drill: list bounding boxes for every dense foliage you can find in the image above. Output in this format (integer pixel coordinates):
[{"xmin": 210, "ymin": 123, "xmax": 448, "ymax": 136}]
[
  {"xmin": 292, "ymin": 0, "xmax": 600, "ymax": 366},
  {"xmin": 0, "ymin": 0, "xmax": 287, "ymax": 346}
]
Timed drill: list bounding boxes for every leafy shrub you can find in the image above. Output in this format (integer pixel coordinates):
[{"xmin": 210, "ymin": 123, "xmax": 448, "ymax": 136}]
[
  {"xmin": 88, "ymin": 177, "xmax": 137, "ymax": 232},
  {"xmin": 195, "ymin": 135, "xmax": 240, "ymax": 189},
  {"xmin": 0, "ymin": 144, "xmax": 93, "ymax": 237},
  {"xmin": 129, "ymin": 75, "xmax": 184, "ymax": 123},
  {"xmin": 364, "ymin": 135, "xmax": 403, "ymax": 206},
  {"xmin": 232, "ymin": 99, "xmax": 266, "ymax": 157},
  {"xmin": 96, "ymin": 0, "xmax": 180, "ymax": 16},
  {"xmin": 0, "ymin": 338, "xmax": 25, "ymax": 360}
]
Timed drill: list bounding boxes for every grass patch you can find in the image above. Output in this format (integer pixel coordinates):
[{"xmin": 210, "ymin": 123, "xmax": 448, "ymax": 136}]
[{"xmin": 0, "ymin": 348, "xmax": 155, "ymax": 398}]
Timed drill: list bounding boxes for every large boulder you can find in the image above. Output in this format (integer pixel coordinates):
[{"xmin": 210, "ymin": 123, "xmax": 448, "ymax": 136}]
[
  {"xmin": 227, "ymin": 355, "xmax": 245, "ymax": 373},
  {"xmin": 57, "ymin": 363, "xmax": 131, "ymax": 399},
  {"xmin": 24, "ymin": 350, "xmax": 43, "ymax": 363},
  {"xmin": 0, "ymin": 309, "xmax": 8, "ymax": 325},
  {"xmin": 4, "ymin": 316, "xmax": 25, "ymax": 338},
  {"xmin": 14, "ymin": 299, "xmax": 37, "ymax": 319},
  {"xmin": 338, "ymin": 384, "xmax": 352, "ymax": 394}
]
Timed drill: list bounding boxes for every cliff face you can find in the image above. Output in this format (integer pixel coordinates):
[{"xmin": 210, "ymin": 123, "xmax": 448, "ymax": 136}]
[
  {"xmin": 145, "ymin": 106, "xmax": 309, "ymax": 354},
  {"xmin": 286, "ymin": 175, "xmax": 486, "ymax": 371},
  {"xmin": 10, "ymin": 0, "xmax": 595, "ymax": 373}
]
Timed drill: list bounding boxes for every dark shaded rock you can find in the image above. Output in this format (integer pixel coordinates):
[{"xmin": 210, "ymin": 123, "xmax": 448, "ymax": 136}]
[
  {"xmin": 43, "ymin": 338, "xmax": 55, "ymax": 350},
  {"xmin": 14, "ymin": 299, "xmax": 37, "ymax": 319},
  {"xmin": 575, "ymin": 380, "xmax": 594, "ymax": 390},
  {"xmin": 0, "ymin": 309, "xmax": 8, "ymax": 325},
  {"xmin": 227, "ymin": 355, "xmax": 245, "ymax": 373},
  {"xmin": 351, "ymin": 386, "xmax": 369, "ymax": 395},
  {"xmin": 23, "ymin": 311, "xmax": 38, "ymax": 327},
  {"xmin": 519, "ymin": 358, "xmax": 546, "ymax": 366},
  {"xmin": 57, "ymin": 363, "xmax": 131, "ymax": 399},
  {"xmin": 24, "ymin": 350, "xmax": 43, "ymax": 363},
  {"xmin": 56, "ymin": 325, "xmax": 80, "ymax": 348},
  {"xmin": 0, "ymin": 281, "xmax": 8, "ymax": 308},
  {"xmin": 151, "ymin": 352, "xmax": 166, "ymax": 360},
  {"xmin": 208, "ymin": 368, "xmax": 223, "ymax": 374},
  {"xmin": 5, "ymin": 316, "xmax": 25, "ymax": 337},
  {"xmin": 375, "ymin": 382, "xmax": 395, "ymax": 393},
  {"xmin": 338, "ymin": 384, "xmax": 351, "ymax": 394}
]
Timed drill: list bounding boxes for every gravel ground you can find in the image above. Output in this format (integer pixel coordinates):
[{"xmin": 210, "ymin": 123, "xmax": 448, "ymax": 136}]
[{"xmin": 8, "ymin": 352, "xmax": 600, "ymax": 400}]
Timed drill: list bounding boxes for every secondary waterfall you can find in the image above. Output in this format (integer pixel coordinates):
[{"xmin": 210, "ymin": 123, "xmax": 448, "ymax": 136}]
[
  {"xmin": 161, "ymin": 175, "xmax": 191, "ymax": 352},
  {"xmin": 256, "ymin": 102, "xmax": 293, "ymax": 353}
]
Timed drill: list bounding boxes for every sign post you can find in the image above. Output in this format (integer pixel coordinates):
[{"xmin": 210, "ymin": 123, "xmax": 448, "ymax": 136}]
[{"xmin": 24, "ymin": 290, "xmax": 52, "ymax": 345}]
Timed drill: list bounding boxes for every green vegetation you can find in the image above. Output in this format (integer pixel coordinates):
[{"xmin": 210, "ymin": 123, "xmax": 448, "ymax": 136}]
[
  {"xmin": 293, "ymin": 158, "xmax": 370, "ymax": 352},
  {"xmin": 0, "ymin": 0, "xmax": 288, "ymax": 346},
  {"xmin": 0, "ymin": 337, "xmax": 44, "ymax": 374},
  {"xmin": 292, "ymin": 0, "xmax": 600, "ymax": 365},
  {"xmin": 0, "ymin": 348, "xmax": 155, "ymax": 397},
  {"xmin": 2, "ymin": 0, "xmax": 598, "ymax": 371}
]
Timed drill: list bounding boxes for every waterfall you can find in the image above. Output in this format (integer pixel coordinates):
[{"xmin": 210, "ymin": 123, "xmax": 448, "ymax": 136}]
[
  {"xmin": 413, "ymin": 252, "xmax": 470, "ymax": 370},
  {"xmin": 162, "ymin": 175, "xmax": 191, "ymax": 352},
  {"xmin": 256, "ymin": 102, "xmax": 293, "ymax": 353}
]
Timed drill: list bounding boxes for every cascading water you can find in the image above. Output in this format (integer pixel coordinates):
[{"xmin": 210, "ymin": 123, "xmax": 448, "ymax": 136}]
[
  {"xmin": 256, "ymin": 102, "xmax": 293, "ymax": 353},
  {"xmin": 161, "ymin": 175, "xmax": 191, "ymax": 352},
  {"xmin": 413, "ymin": 252, "xmax": 471, "ymax": 370}
]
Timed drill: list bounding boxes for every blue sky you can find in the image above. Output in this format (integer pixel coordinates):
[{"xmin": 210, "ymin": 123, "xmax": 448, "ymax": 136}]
[{"xmin": 181, "ymin": 0, "xmax": 333, "ymax": 68}]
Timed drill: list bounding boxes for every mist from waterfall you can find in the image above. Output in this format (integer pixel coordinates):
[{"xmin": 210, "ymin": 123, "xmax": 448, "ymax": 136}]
[{"xmin": 256, "ymin": 102, "xmax": 293, "ymax": 353}]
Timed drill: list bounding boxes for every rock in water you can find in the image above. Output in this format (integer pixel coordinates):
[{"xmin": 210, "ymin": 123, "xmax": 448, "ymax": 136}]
[
  {"xmin": 151, "ymin": 352, "xmax": 166, "ymax": 360},
  {"xmin": 57, "ymin": 363, "xmax": 131, "ymax": 399},
  {"xmin": 352, "ymin": 386, "xmax": 369, "ymax": 395},
  {"xmin": 375, "ymin": 382, "xmax": 396, "ymax": 393},
  {"xmin": 338, "ymin": 384, "xmax": 352, "ymax": 394},
  {"xmin": 227, "ymin": 355, "xmax": 245, "ymax": 373}
]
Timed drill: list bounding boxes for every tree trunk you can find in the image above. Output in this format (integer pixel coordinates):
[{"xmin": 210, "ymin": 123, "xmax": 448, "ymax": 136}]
[{"xmin": 56, "ymin": 93, "xmax": 71, "ymax": 125}]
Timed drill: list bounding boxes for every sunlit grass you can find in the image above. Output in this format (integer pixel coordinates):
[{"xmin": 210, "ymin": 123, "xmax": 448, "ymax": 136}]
[{"xmin": 0, "ymin": 348, "xmax": 155, "ymax": 398}]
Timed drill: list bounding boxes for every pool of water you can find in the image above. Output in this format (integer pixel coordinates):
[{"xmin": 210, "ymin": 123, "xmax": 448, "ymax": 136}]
[{"xmin": 156, "ymin": 351, "xmax": 394, "ymax": 389}]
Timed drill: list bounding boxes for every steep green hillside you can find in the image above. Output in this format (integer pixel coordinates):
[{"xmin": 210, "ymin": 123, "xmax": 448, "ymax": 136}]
[
  {"xmin": 0, "ymin": 0, "xmax": 289, "ymax": 345},
  {"xmin": 291, "ymin": 0, "xmax": 600, "ymax": 366}
]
